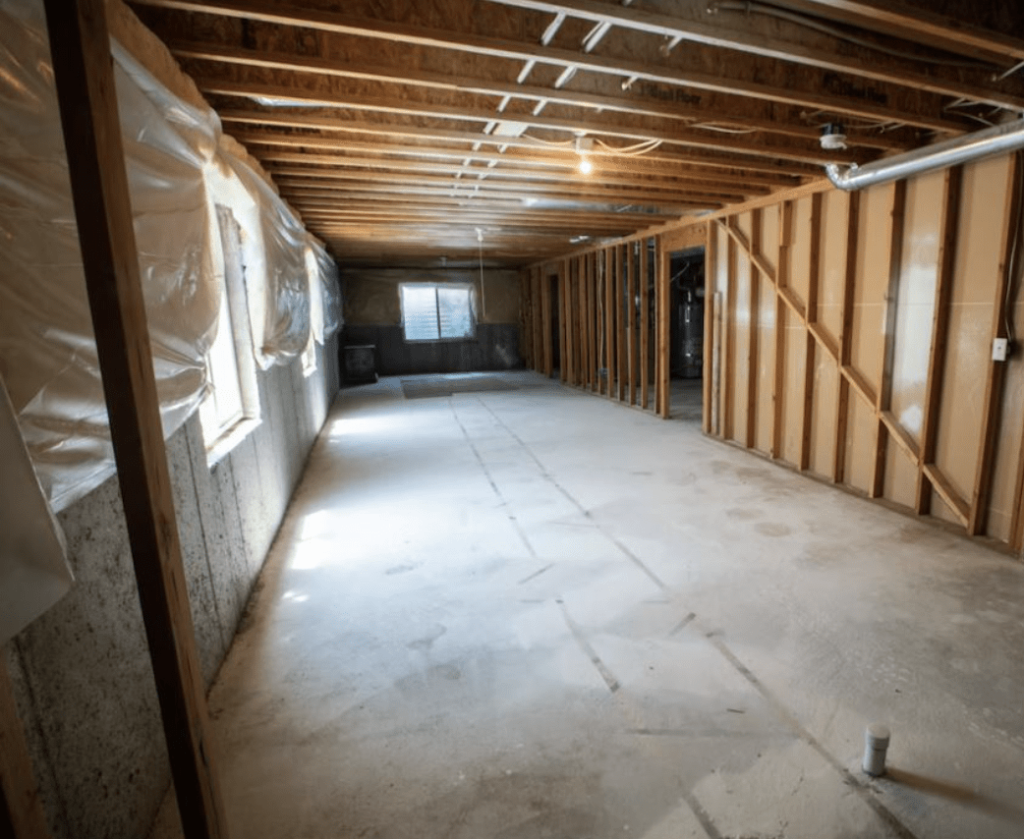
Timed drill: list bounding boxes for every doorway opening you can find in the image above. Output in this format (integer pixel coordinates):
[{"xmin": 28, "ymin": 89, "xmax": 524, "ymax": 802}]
[{"xmin": 668, "ymin": 246, "xmax": 705, "ymax": 422}]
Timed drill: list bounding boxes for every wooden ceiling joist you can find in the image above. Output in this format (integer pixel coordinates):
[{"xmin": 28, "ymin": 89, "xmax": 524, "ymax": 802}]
[
  {"xmin": 198, "ymin": 78, "xmax": 864, "ymax": 166},
  {"xmin": 253, "ymin": 151, "xmax": 773, "ymax": 197},
  {"xmin": 267, "ymin": 167, "xmax": 737, "ymax": 205},
  {"xmin": 487, "ymin": 0, "xmax": 1024, "ymax": 111},
  {"xmin": 135, "ymin": 0, "xmax": 981, "ymax": 132},
  {"xmin": 125, "ymin": 0, "xmax": 1021, "ymax": 267},
  {"xmin": 230, "ymin": 129, "xmax": 805, "ymax": 186},
  {"xmin": 766, "ymin": 0, "xmax": 1024, "ymax": 65},
  {"xmin": 219, "ymin": 115, "xmax": 819, "ymax": 178},
  {"xmin": 170, "ymin": 40, "xmax": 910, "ymax": 151}
]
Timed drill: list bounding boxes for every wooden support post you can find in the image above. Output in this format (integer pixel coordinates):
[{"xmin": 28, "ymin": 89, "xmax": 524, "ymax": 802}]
[
  {"xmin": 561, "ymin": 259, "xmax": 569, "ymax": 383},
  {"xmin": 627, "ymin": 242, "xmax": 637, "ymax": 406},
  {"xmin": 916, "ymin": 168, "xmax": 962, "ymax": 515},
  {"xmin": 1, "ymin": 655, "xmax": 51, "ymax": 839},
  {"xmin": 570, "ymin": 259, "xmax": 581, "ymax": 386},
  {"xmin": 702, "ymin": 223, "xmax": 715, "ymax": 434},
  {"xmin": 970, "ymin": 155, "xmax": 1021, "ymax": 535},
  {"xmin": 535, "ymin": 267, "xmax": 545, "ymax": 374},
  {"xmin": 585, "ymin": 256, "xmax": 593, "ymax": 391},
  {"xmin": 41, "ymin": 1, "xmax": 229, "ymax": 837},
  {"xmin": 593, "ymin": 253, "xmax": 598, "ymax": 393},
  {"xmin": 541, "ymin": 270, "xmax": 554, "ymax": 378},
  {"xmin": 657, "ymin": 237, "xmax": 672, "ymax": 419},
  {"xmin": 578, "ymin": 257, "xmax": 586, "ymax": 389},
  {"xmin": 532, "ymin": 268, "xmax": 543, "ymax": 373},
  {"xmin": 614, "ymin": 245, "xmax": 622, "ymax": 403},
  {"xmin": 521, "ymin": 272, "xmax": 533, "ymax": 370},
  {"xmin": 605, "ymin": 248, "xmax": 616, "ymax": 398},
  {"xmin": 577, "ymin": 258, "xmax": 586, "ymax": 387},
  {"xmin": 746, "ymin": 211, "xmax": 762, "ymax": 449},
  {"xmin": 800, "ymin": 194, "xmax": 823, "ymax": 472},
  {"xmin": 713, "ymin": 293, "xmax": 723, "ymax": 436},
  {"xmin": 577, "ymin": 259, "xmax": 585, "ymax": 387},
  {"xmin": 872, "ymin": 181, "xmax": 908, "ymax": 499},
  {"xmin": 640, "ymin": 239, "xmax": 651, "ymax": 410},
  {"xmin": 771, "ymin": 202, "xmax": 793, "ymax": 459},
  {"xmin": 834, "ymin": 191, "xmax": 861, "ymax": 485},
  {"xmin": 725, "ymin": 235, "xmax": 737, "ymax": 439},
  {"xmin": 569, "ymin": 259, "xmax": 577, "ymax": 387}
]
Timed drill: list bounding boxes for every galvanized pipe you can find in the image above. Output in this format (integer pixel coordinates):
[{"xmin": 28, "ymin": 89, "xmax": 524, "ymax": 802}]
[{"xmin": 826, "ymin": 117, "xmax": 1024, "ymax": 191}]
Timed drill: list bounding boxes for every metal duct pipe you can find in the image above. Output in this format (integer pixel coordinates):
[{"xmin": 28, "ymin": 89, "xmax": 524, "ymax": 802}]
[{"xmin": 826, "ymin": 117, "xmax": 1024, "ymax": 191}]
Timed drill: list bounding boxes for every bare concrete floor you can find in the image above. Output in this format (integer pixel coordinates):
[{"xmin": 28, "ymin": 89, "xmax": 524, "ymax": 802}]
[{"xmin": 155, "ymin": 371, "xmax": 1024, "ymax": 839}]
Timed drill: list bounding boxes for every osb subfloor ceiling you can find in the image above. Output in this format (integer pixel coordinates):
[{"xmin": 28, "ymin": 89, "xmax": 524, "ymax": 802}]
[{"xmin": 129, "ymin": 0, "xmax": 1024, "ymax": 269}]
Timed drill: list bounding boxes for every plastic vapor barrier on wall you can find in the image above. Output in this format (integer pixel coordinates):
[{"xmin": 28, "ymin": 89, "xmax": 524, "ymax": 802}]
[
  {"xmin": 225, "ymin": 156, "xmax": 312, "ymax": 367},
  {"xmin": 0, "ymin": 0, "xmax": 322, "ymax": 514},
  {"xmin": 313, "ymin": 239, "xmax": 344, "ymax": 343},
  {"xmin": 0, "ymin": 373, "xmax": 73, "ymax": 645}
]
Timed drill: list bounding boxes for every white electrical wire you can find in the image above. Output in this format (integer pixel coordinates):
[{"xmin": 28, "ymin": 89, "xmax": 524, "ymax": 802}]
[
  {"xmin": 595, "ymin": 138, "xmax": 664, "ymax": 156},
  {"xmin": 690, "ymin": 123, "xmax": 758, "ymax": 135}
]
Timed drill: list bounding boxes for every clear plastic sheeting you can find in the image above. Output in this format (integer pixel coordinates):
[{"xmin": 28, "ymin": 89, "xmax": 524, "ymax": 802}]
[
  {"xmin": 225, "ymin": 156, "xmax": 311, "ymax": 367},
  {"xmin": 0, "ymin": 0, "xmax": 216, "ymax": 509},
  {"xmin": 0, "ymin": 373, "xmax": 73, "ymax": 645},
  {"xmin": 311, "ymin": 238, "xmax": 343, "ymax": 343},
  {"xmin": 0, "ymin": 0, "xmax": 322, "ymax": 511}
]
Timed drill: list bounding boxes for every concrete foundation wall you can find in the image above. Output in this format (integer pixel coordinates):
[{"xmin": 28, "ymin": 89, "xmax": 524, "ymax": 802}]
[
  {"xmin": 343, "ymin": 323, "xmax": 522, "ymax": 376},
  {"xmin": 2, "ymin": 338, "xmax": 339, "ymax": 839},
  {"xmin": 341, "ymin": 268, "xmax": 524, "ymax": 377}
]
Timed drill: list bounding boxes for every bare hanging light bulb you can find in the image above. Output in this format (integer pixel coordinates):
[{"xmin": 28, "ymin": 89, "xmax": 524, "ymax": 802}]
[{"xmin": 575, "ymin": 135, "xmax": 594, "ymax": 175}]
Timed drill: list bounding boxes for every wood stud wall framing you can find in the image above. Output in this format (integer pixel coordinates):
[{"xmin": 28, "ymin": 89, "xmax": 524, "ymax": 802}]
[
  {"xmin": 704, "ymin": 152, "xmax": 1024, "ymax": 552},
  {"xmin": 523, "ymin": 233, "xmax": 671, "ymax": 417}
]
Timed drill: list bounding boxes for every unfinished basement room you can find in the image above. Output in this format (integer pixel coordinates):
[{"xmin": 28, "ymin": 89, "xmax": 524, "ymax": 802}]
[{"xmin": 3, "ymin": 1, "xmax": 1024, "ymax": 838}]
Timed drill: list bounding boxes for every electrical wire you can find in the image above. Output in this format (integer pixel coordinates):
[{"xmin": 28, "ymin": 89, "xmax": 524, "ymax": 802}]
[
  {"xmin": 595, "ymin": 138, "xmax": 664, "ymax": 156},
  {"xmin": 520, "ymin": 133, "xmax": 575, "ymax": 148},
  {"xmin": 690, "ymin": 123, "xmax": 758, "ymax": 135},
  {"xmin": 709, "ymin": 1, "xmax": 994, "ymax": 69},
  {"xmin": 801, "ymin": 110, "xmax": 904, "ymax": 133}
]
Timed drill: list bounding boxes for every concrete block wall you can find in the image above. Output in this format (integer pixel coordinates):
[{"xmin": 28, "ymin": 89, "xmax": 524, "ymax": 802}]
[{"xmin": 2, "ymin": 338, "xmax": 339, "ymax": 839}]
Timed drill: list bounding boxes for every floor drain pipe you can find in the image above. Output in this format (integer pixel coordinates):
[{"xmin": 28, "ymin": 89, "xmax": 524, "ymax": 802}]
[
  {"xmin": 826, "ymin": 117, "xmax": 1024, "ymax": 191},
  {"xmin": 862, "ymin": 724, "xmax": 891, "ymax": 776}
]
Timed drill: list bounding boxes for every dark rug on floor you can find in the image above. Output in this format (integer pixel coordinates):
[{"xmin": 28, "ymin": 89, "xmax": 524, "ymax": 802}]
[{"xmin": 400, "ymin": 375, "xmax": 519, "ymax": 399}]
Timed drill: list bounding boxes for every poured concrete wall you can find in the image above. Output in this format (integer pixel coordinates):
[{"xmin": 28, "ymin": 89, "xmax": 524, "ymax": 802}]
[
  {"xmin": 2, "ymin": 340, "xmax": 339, "ymax": 839},
  {"xmin": 341, "ymin": 268, "xmax": 524, "ymax": 376},
  {"xmin": 706, "ymin": 154, "xmax": 1024, "ymax": 553}
]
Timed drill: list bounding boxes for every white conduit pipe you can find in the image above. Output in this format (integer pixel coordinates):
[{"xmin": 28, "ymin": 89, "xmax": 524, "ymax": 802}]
[{"xmin": 826, "ymin": 117, "xmax": 1024, "ymax": 191}]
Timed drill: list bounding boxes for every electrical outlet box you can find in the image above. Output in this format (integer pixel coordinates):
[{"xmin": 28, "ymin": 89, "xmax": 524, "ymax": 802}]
[{"xmin": 993, "ymin": 337, "xmax": 1010, "ymax": 362}]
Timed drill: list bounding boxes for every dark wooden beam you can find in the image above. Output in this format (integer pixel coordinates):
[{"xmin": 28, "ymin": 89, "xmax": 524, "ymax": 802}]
[
  {"xmin": 41, "ymin": 2, "xmax": 228, "ymax": 837},
  {"xmin": 0, "ymin": 657, "xmax": 50, "ymax": 839},
  {"xmin": 834, "ymin": 191, "xmax": 861, "ymax": 485},
  {"xmin": 916, "ymin": 167, "xmax": 963, "ymax": 515},
  {"xmin": 769, "ymin": 0, "xmax": 1024, "ymax": 65}
]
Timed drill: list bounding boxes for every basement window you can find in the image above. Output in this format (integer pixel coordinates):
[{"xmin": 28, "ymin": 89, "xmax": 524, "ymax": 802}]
[
  {"xmin": 400, "ymin": 283, "xmax": 475, "ymax": 342},
  {"xmin": 198, "ymin": 207, "xmax": 261, "ymax": 461}
]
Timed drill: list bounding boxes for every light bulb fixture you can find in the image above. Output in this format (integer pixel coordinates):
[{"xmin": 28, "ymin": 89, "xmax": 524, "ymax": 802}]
[{"xmin": 575, "ymin": 134, "xmax": 594, "ymax": 175}]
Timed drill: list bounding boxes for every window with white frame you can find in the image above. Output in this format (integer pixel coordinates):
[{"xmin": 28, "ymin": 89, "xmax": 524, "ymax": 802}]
[
  {"xmin": 198, "ymin": 206, "xmax": 261, "ymax": 457},
  {"xmin": 400, "ymin": 283, "xmax": 475, "ymax": 342}
]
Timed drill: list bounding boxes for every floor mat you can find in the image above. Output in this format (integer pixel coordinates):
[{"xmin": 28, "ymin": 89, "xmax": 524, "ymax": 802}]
[{"xmin": 400, "ymin": 375, "xmax": 519, "ymax": 399}]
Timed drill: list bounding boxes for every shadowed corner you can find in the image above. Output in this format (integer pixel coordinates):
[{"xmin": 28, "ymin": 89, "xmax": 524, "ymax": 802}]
[{"xmin": 882, "ymin": 767, "xmax": 1024, "ymax": 823}]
